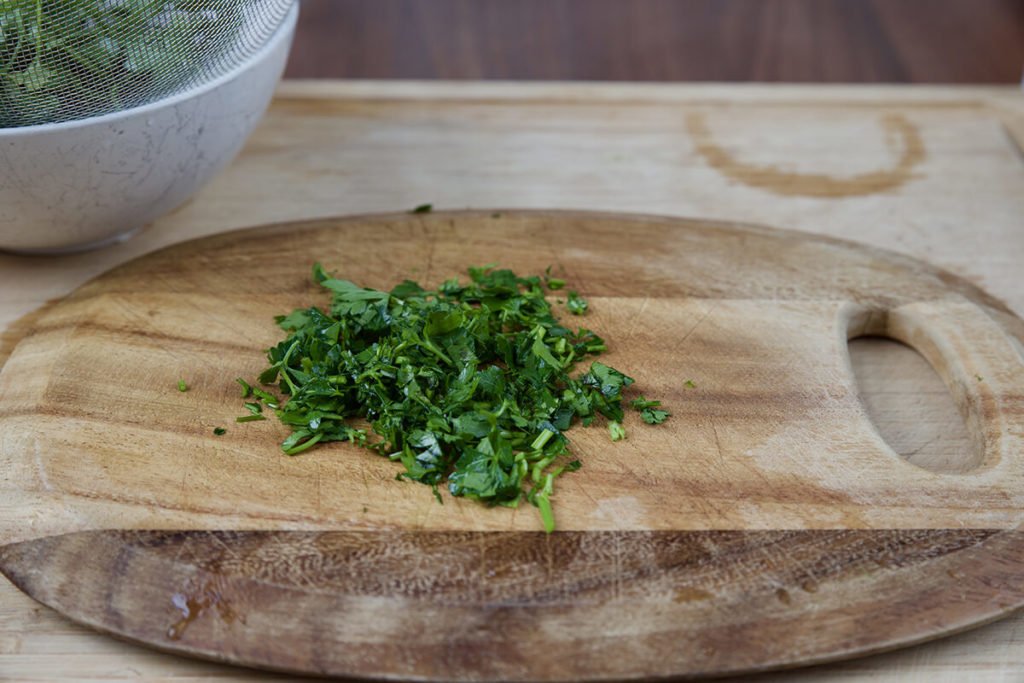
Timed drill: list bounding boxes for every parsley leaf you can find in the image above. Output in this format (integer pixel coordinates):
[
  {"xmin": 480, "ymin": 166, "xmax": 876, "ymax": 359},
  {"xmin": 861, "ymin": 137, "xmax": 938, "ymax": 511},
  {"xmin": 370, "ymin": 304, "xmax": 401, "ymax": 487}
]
[
  {"xmin": 631, "ymin": 395, "xmax": 672, "ymax": 424},
  {"xmin": 609, "ymin": 422, "xmax": 627, "ymax": 441},
  {"xmin": 641, "ymin": 408, "xmax": 671, "ymax": 424},
  {"xmin": 567, "ymin": 290, "xmax": 588, "ymax": 315}
]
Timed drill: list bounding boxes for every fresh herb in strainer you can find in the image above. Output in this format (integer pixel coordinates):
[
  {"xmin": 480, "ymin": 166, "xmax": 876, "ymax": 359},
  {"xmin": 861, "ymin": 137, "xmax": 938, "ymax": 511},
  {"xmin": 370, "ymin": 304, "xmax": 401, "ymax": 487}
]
[
  {"xmin": 241, "ymin": 264, "xmax": 668, "ymax": 532},
  {"xmin": 0, "ymin": 0, "xmax": 246, "ymax": 127}
]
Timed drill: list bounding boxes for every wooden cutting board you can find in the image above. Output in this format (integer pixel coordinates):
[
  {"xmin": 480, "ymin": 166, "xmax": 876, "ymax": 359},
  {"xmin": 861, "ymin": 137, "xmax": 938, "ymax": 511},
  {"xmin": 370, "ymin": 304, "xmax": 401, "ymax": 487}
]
[{"xmin": 3, "ymin": 210, "xmax": 1024, "ymax": 680}]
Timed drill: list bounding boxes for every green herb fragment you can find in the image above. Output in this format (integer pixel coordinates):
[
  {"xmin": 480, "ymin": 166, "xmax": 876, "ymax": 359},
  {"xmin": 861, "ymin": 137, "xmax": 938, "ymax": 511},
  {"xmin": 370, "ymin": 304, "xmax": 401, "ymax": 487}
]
[
  {"xmin": 243, "ymin": 264, "xmax": 666, "ymax": 532},
  {"xmin": 544, "ymin": 266, "xmax": 566, "ymax": 290},
  {"xmin": 213, "ymin": 427, "xmax": 226, "ymax": 435},
  {"xmin": 411, "ymin": 203, "xmax": 433, "ymax": 214},
  {"xmin": 685, "ymin": 380, "xmax": 695, "ymax": 388},
  {"xmin": 177, "ymin": 380, "xmax": 188, "ymax": 392},
  {"xmin": 236, "ymin": 414, "xmax": 265, "ymax": 422},
  {"xmin": 641, "ymin": 408, "xmax": 671, "ymax": 424},
  {"xmin": 632, "ymin": 395, "xmax": 671, "ymax": 425},
  {"xmin": 491, "ymin": 213, "xmax": 502, "ymax": 219},
  {"xmin": 630, "ymin": 396, "xmax": 660, "ymax": 410},
  {"xmin": 609, "ymin": 422, "xmax": 627, "ymax": 441},
  {"xmin": 567, "ymin": 290, "xmax": 588, "ymax": 315}
]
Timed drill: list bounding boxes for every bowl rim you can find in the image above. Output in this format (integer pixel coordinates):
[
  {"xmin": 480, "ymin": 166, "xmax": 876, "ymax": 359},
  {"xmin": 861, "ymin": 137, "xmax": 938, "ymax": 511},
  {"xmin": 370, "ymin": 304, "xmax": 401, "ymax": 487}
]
[{"xmin": 0, "ymin": 1, "xmax": 298, "ymax": 136}]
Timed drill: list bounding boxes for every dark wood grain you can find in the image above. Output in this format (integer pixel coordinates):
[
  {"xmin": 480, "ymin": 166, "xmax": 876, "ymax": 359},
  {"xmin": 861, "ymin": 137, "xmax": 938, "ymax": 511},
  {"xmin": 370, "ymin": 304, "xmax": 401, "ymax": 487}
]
[
  {"xmin": 284, "ymin": 0, "xmax": 1024, "ymax": 83},
  {"xmin": 5, "ymin": 528, "xmax": 1024, "ymax": 679}
]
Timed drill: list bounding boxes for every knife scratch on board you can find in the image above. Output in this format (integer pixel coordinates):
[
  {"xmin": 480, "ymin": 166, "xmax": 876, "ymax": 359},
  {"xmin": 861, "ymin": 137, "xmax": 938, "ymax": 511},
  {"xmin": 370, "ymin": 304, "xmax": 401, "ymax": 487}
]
[
  {"xmin": 693, "ymin": 419, "xmax": 732, "ymax": 524},
  {"xmin": 32, "ymin": 439, "xmax": 55, "ymax": 494},
  {"xmin": 619, "ymin": 296, "xmax": 652, "ymax": 344},
  {"xmin": 178, "ymin": 449, "xmax": 193, "ymax": 501},
  {"xmin": 677, "ymin": 301, "xmax": 720, "ymax": 347},
  {"xmin": 208, "ymin": 531, "xmax": 244, "ymax": 565},
  {"xmin": 110, "ymin": 295, "xmax": 191, "ymax": 366},
  {"xmin": 420, "ymin": 220, "xmax": 440, "ymax": 286},
  {"xmin": 575, "ymin": 479, "xmax": 603, "ymax": 520},
  {"xmin": 315, "ymin": 460, "xmax": 323, "ymax": 516}
]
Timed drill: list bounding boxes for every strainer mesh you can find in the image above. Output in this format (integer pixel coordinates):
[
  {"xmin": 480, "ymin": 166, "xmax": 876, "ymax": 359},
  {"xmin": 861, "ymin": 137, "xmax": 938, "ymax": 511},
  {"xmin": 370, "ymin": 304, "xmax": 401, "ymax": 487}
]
[{"xmin": 0, "ymin": 0, "xmax": 294, "ymax": 128}]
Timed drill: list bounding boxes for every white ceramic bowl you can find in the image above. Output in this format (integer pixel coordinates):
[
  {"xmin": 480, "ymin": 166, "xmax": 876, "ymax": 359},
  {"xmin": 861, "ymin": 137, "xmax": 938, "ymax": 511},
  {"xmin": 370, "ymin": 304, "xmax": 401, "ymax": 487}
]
[{"xmin": 0, "ymin": 3, "xmax": 298, "ymax": 254}]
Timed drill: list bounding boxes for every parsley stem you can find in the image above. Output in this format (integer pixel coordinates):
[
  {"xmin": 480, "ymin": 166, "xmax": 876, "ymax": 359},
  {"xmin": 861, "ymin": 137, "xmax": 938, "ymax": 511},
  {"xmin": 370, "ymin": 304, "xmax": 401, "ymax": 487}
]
[
  {"xmin": 278, "ymin": 338, "xmax": 302, "ymax": 394},
  {"xmin": 531, "ymin": 456, "xmax": 558, "ymax": 482},
  {"xmin": 491, "ymin": 399, "xmax": 510, "ymax": 419},
  {"xmin": 416, "ymin": 337, "xmax": 453, "ymax": 366},
  {"xmin": 283, "ymin": 432, "xmax": 324, "ymax": 455},
  {"xmin": 537, "ymin": 495, "xmax": 555, "ymax": 534},
  {"xmin": 531, "ymin": 429, "xmax": 556, "ymax": 451}
]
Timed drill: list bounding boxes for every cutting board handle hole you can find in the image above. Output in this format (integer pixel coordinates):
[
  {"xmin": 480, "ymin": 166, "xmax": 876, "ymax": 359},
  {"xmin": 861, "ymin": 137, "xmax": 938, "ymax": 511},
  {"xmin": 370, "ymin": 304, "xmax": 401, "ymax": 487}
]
[{"xmin": 848, "ymin": 335, "xmax": 978, "ymax": 473}]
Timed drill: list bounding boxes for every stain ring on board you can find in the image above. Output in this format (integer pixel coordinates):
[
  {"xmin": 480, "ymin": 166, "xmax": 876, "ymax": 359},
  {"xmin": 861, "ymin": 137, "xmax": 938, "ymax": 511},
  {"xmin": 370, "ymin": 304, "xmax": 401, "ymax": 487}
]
[{"xmin": 686, "ymin": 112, "xmax": 926, "ymax": 198}]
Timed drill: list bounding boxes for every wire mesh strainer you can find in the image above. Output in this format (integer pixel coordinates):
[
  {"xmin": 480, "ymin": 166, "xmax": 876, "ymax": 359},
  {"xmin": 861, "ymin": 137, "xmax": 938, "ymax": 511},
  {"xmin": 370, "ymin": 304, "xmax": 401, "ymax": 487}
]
[{"xmin": 0, "ymin": 0, "xmax": 294, "ymax": 128}]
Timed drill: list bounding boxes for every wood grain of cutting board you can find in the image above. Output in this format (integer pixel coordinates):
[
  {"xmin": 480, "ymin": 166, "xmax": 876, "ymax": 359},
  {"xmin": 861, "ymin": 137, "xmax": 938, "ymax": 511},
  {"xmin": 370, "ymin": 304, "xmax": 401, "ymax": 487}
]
[
  {"xmin": 1, "ymin": 81, "xmax": 1023, "ymax": 682},
  {"xmin": 3, "ymin": 211, "xmax": 1024, "ymax": 680}
]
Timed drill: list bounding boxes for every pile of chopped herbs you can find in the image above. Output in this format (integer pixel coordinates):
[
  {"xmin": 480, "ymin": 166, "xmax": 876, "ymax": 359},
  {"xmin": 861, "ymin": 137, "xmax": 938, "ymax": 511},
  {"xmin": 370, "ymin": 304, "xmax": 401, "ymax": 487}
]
[{"xmin": 240, "ymin": 264, "xmax": 669, "ymax": 532}]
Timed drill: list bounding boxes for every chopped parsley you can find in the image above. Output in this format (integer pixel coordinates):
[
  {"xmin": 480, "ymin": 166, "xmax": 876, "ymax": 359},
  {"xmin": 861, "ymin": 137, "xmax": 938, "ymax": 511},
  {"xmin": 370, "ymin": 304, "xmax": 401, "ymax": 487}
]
[
  {"xmin": 177, "ymin": 380, "xmax": 188, "ymax": 392},
  {"xmin": 631, "ymin": 396, "xmax": 672, "ymax": 424},
  {"xmin": 544, "ymin": 266, "xmax": 566, "ymax": 291},
  {"xmin": 566, "ymin": 290, "xmax": 588, "ymax": 315},
  {"xmin": 213, "ymin": 427, "xmax": 226, "ymax": 435},
  {"xmin": 241, "ymin": 264, "xmax": 667, "ymax": 532},
  {"xmin": 411, "ymin": 203, "xmax": 433, "ymax": 214}
]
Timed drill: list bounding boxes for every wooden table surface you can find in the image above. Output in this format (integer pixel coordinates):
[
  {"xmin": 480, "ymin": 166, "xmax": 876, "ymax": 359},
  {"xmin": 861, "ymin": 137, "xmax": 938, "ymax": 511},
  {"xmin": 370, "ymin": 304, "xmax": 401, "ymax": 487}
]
[
  {"xmin": 2, "ymin": 80, "xmax": 1024, "ymax": 680},
  {"xmin": 286, "ymin": 0, "xmax": 1024, "ymax": 83}
]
